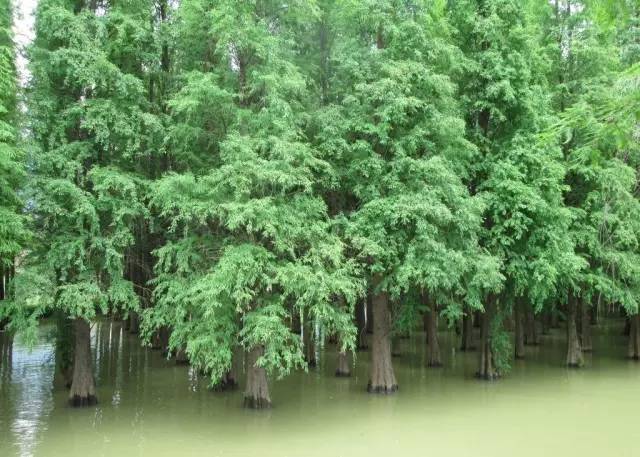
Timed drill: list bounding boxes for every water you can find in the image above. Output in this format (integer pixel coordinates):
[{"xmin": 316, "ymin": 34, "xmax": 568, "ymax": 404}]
[{"xmin": 1, "ymin": 319, "xmax": 639, "ymax": 457}]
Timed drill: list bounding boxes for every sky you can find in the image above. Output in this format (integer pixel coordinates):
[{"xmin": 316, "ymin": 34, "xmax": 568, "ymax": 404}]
[{"xmin": 12, "ymin": 0, "xmax": 37, "ymax": 85}]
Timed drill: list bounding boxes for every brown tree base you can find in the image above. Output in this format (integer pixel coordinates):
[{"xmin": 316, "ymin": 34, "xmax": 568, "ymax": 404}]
[
  {"xmin": 367, "ymin": 383, "xmax": 398, "ymax": 394},
  {"xmin": 567, "ymin": 362, "xmax": 583, "ymax": 368},
  {"xmin": 335, "ymin": 369, "xmax": 351, "ymax": 377},
  {"xmin": 427, "ymin": 361, "xmax": 443, "ymax": 368},
  {"xmin": 69, "ymin": 395, "xmax": 98, "ymax": 407},
  {"xmin": 628, "ymin": 355, "xmax": 640, "ymax": 361},
  {"xmin": 515, "ymin": 354, "xmax": 525, "ymax": 360},
  {"xmin": 211, "ymin": 379, "xmax": 238, "ymax": 392},
  {"xmin": 475, "ymin": 372, "xmax": 500, "ymax": 381},
  {"xmin": 244, "ymin": 396, "xmax": 272, "ymax": 409}
]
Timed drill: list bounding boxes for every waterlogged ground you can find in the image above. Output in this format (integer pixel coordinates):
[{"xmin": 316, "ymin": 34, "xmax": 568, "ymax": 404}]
[{"xmin": 1, "ymin": 319, "xmax": 639, "ymax": 457}]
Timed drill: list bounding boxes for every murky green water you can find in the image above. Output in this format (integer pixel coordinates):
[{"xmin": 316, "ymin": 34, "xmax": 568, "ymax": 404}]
[{"xmin": 1, "ymin": 320, "xmax": 639, "ymax": 457}]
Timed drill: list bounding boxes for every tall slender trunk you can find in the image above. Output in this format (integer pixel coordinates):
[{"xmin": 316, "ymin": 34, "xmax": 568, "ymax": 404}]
[
  {"xmin": 425, "ymin": 299, "xmax": 441, "ymax": 367},
  {"xmin": 69, "ymin": 318, "xmax": 97, "ymax": 407},
  {"xmin": 580, "ymin": 300, "xmax": 592, "ymax": 352},
  {"xmin": 514, "ymin": 299, "xmax": 525, "ymax": 359},
  {"xmin": 627, "ymin": 314, "xmax": 640, "ymax": 359},
  {"xmin": 244, "ymin": 345, "xmax": 271, "ymax": 409},
  {"xmin": 524, "ymin": 307, "xmax": 538, "ymax": 346},
  {"xmin": 355, "ymin": 299, "xmax": 368, "ymax": 350},
  {"xmin": 477, "ymin": 296, "xmax": 498, "ymax": 380},
  {"xmin": 303, "ymin": 315, "xmax": 317, "ymax": 368},
  {"xmin": 460, "ymin": 309, "xmax": 475, "ymax": 351},
  {"xmin": 541, "ymin": 311, "xmax": 551, "ymax": 335},
  {"xmin": 566, "ymin": 294, "xmax": 584, "ymax": 367},
  {"xmin": 368, "ymin": 276, "xmax": 397, "ymax": 393}
]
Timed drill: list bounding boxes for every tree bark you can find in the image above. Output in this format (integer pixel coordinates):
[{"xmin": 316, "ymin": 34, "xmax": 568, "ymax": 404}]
[
  {"xmin": 175, "ymin": 345, "xmax": 188, "ymax": 364},
  {"xmin": 580, "ymin": 300, "xmax": 592, "ymax": 352},
  {"xmin": 69, "ymin": 318, "xmax": 97, "ymax": 407},
  {"xmin": 514, "ymin": 299, "xmax": 525, "ymax": 359},
  {"xmin": 541, "ymin": 311, "xmax": 551, "ymax": 335},
  {"xmin": 460, "ymin": 309, "xmax": 475, "ymax": 351},
  {"xmin": 368, "ymin": 276, "xmax": 397, "ymax": 393},
  {"xmin": 303, "ymin": 316, "xmax": 317, "ymax": 367},
  {"xmin": 128, "ymin": 311, "xmax": 140, "ymax": 335},
  {"xmin": 366, "ymin": 294, "xmax": 374, "ymax": 334},
  {"xmin": 425, "ymin": 300, "xmax": 441, "ymax": 367},
  {"xmin": 355, "ymin": 298, "xmax": 368, "ymax": 350},
  {"xmin": 566, "ymin": 294, "xmax": 584, "ymax": 367},
  {"xmin": 524, "ymin": 307, "xmax": 538, "ymax": 346},
  {"xmin": 215, "ymin": 346, "xmax": 242, "ymax": 390},
  {"xmin": 627, "ymin": 314, "xmax": 640, "ymax": 359},
  {"xmin": 335, "ymin": 338, "xmax": 351, "ymax": 377},
  {"xmin": 244, "ymin": 345, "xmax": 271, "ymax": 409},
  {"xmin": 477, "ymin": 296, "xmax": 498, "ymax": 380}
]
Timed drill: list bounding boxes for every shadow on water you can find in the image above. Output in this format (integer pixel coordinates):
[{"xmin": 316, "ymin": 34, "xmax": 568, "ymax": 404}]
[{"xmin": 1, "ymin": 319, "xmax": 639, "ymax": 457}]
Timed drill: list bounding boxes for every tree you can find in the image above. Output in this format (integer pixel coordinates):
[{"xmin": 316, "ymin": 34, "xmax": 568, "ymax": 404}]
[
  {"xmin": 0, "ymin": 0, "xmax": 28, "ymax": 330},
  {"xmin": 21, "ymin": 0, "xmax": 153, "ymax": 405},
  {"xmin": 142, "ymin": 0, "xmax": 362, "ymax": 409},
  {"xmin": 309, "ymin": 0, "xmax": 493, "ymax": 391}
]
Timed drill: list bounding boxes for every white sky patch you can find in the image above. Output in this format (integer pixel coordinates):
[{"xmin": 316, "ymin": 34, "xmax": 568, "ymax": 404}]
[{"xmin": 12, "ymin": 0, "xmax": 37, "ymax": 86}]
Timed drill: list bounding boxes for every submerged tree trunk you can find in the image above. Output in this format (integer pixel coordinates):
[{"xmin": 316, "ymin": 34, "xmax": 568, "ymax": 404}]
[
  {"xmin": 460, "ymin": 310, "xmax": 475, "ymax": 351},
  {"xmin": 368, "ymin": 277, "xmax": 397, "ymax": 393},
  {"xmin": 244, "ymin": 345, "xmax": 271, "ymax": 409},
  {"xmin": 566, "ymin": 294, "xmax": 584, "ymax": 368},
  {"xmin": 627, "ymin": 314, "xmax": 640, "ymax": 360},
  {"xmin": 425, "ymin": 300, "xmax": 441, "ymax": 367},
  {"xmin": 477, "ymin": 296, "xmax": 498, "ymax": 380},
  {"xmin": 514, "ymin": 299, "xmax": 525, "ymax": 359},
  {"xmin": 128, "ymin": 312, "xmax": 140, "ymax": 335},
  {"xmin": 580, "ymin": 301, "xmax": 592, "ymax": 352},
  {"xmin": 69, "ymin": 318, "xmax": 97, "ymax": 407}
]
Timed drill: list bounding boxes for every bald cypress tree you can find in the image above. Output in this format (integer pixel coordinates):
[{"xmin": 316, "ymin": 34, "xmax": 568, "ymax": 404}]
[
  {"xmin": 22, "ymin": 0, "xmax": 155, "ymax": 405},
  {"xmin": 143, "ymin": 0, "xmax": 362, "ymax": 408},
  {"xmin": 0, "ymin": 0, "xmax": 27, "ymax": 331}
]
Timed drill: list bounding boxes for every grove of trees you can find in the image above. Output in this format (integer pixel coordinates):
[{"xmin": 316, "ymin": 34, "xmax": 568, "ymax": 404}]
[{"xmin": 1, "ymin": 0, "xmax": 640, "ymax": 409}]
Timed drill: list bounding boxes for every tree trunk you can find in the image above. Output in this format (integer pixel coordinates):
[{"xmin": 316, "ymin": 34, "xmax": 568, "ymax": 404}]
[
  {"xmin": 303, "ymin": 317, "xmax": 317, "ymax": 367},
  {"xmin": 551, "ymin": 307, "xmax": 560, "ymax": 328},
  {"xmin": 460, "ymin": 310, "xmax": 475, "ymax": 351},
  {"xmin": 580, "ymin": 300, "xmax": 592, "ymax": 352},
  {"xmin": 175, "ymin": 345, "xmax": 188, "ymax": 364},
  {"xmin": 627, "ymin": 314, "xmax": 640, "ymax": 359},
  {"xmin": 368, "ymin": 276, "xmax": 397, "ymax": 393},
  {"xmin": 128, "ymin": 312, "xmax": 140, "ymax": 335},
  {"xmin": 477, "ymin": 296, "xmax": 498, "ymax": 380},
  {"xmin": 366, "ymin": 294, "xmax": 374, "ymax": 334},
  {"xmin": 566, "ymin": 294, "xmax": 584, "ymax": 368},
  {"xmin": 524, "ymin": 307, "xmax": 538, "ymax": 346},
  {"xmin": 215, "ymin": 346, "xmax": 242, "ymax": 390},
  {"xmin": 244, "ymin": 345, "xmax": 271, "ymax": 409},
  {"xmin": 355, "ymin": 298, "xmax": 368, "ymax": 350},
  {"xmin": 69, "ymin": 318, "xmax": 97, "ymax": 407},
  {"xmin": 425, "ymin": 301, "xmax": 441, "ymax": 367},
  {"xmin": 541, "ymin": 311, "xmax": 551, "ymax": 335},
  {"xmin": 514, "ymin": 300, "xmax": 525, "ymax": 359},
  {"xmin": 335, "ymin": 338, "xmax": 351, "ymax": 377}
]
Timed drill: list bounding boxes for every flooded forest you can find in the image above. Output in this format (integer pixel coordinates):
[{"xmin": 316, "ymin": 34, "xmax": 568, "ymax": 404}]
[{"xmin": 1, "ymin": 0, "xmax": 640, "ymax": 456}]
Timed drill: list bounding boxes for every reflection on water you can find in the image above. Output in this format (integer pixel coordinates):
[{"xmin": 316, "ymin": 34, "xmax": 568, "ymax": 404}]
[
  {"xmin": 1, "ymin": 328, "xmax": 54, "ymax": 457},
  {"xmin": 0, "ymin": 319, "xmax": 639, "ymax": 457}
]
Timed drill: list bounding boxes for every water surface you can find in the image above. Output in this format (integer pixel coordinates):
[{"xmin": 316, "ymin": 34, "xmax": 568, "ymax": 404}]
[{"xmin": 0, "ymin": 320, "xmax": 637, "ymax": 457}]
